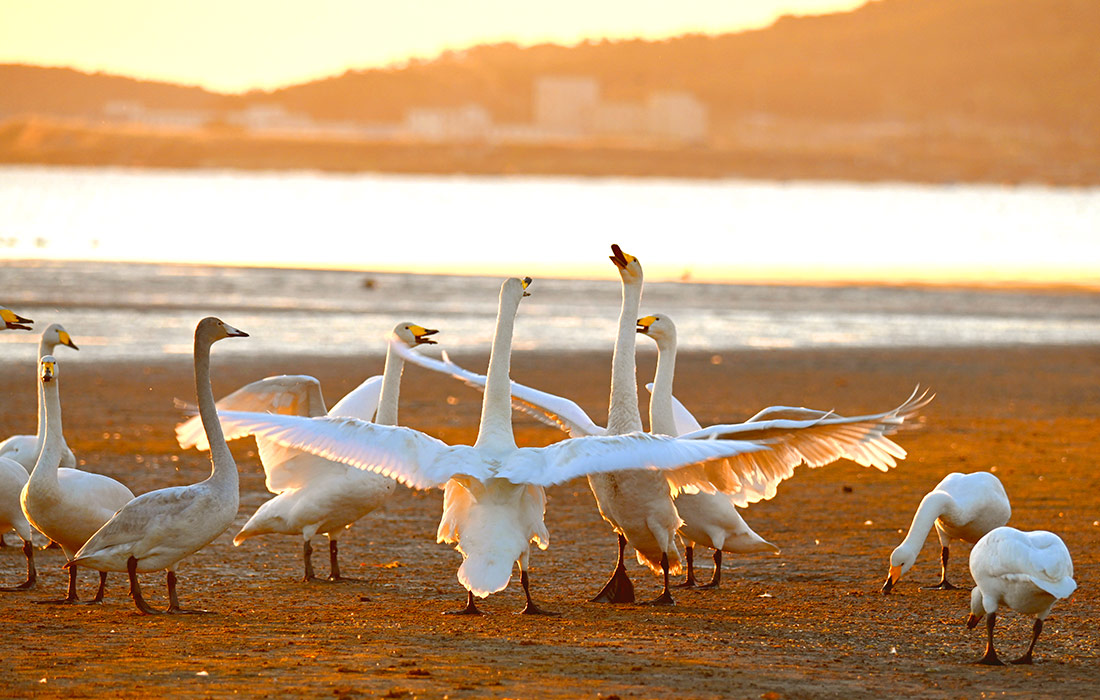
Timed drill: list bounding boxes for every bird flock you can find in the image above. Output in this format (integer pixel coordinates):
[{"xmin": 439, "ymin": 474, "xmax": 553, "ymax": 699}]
[{"xmin": 0, "ymin": 246, "xmax": 1078, "ymax": 666}]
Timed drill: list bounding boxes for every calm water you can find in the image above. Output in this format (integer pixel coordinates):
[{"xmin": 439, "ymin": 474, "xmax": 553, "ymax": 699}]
[{"xmin": 0, "ymin": 166, "xmax": 1098, "ymax": 363}]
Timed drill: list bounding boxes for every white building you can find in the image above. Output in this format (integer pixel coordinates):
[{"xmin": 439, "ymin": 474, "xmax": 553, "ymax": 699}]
[
  {"xmin": 534, "ymin": 77, "xmax": 600, "ymax": 135},
  {"xmin": 647, "ymin": 92, "xmax": 709, "ymax": 143},
  {"xmin": 405, "ymin": 104, "xmax": 492, "ymax": 142}
]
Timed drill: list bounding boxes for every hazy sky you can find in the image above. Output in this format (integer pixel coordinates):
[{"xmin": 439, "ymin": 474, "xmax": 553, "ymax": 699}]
[{"xmin": 0, "ymin": 0, "xmax": 867, "ymax": 93}]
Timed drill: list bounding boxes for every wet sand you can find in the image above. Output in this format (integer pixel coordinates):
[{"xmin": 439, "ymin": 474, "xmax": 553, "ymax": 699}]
[{"xmin": 1, "ymin": 343, "xmax": 1098, "ymax": 698}]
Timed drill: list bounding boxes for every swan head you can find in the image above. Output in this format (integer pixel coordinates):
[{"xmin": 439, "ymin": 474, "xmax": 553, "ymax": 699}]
[
  {"xmin": 393, "ymin": 322, "xmax": 439, "ymax": 346},
  {"xmin": 636, "ymin": 314, "xmax": 675, "ymax": 344},
  {"xmin": 197, "ymin": 316, "xmax": 250, "ymax": 344},
  {"xmin": 43, "ymin": 323, "xmax": 79, "ymax": 351},
  {"xmin": 1, "ymin": 307, "xmax": 33, "ymax": 331},
  {"xmin": 501, "ymin": 276, "xmax": 532, "ymax": 300},
  {"xmin": 966, "ymin": 586, "xmax": 987, "ymax": 628},
  {"xmin": 880, "ymin": 546, "xmax": 917, "ymax": 594},
  {"xmin": 609, "ymin": 244, "xmax": 642, "ymax": 284},
  {"xmin": 39, "ymin": 355, "xmax": 58, "ymax": 384}
]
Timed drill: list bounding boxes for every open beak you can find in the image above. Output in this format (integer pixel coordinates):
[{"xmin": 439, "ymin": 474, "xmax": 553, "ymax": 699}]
[
  {"xmin": 636, "ymin": 316, "xmax": 657, "ymax": 335},
  {"xmin": 225, "ymin": 324, "xmax": 249, "ymax": 338},
  {"xmin": 1, "ymin": 309, "xmax": 33, "ymax": 330},
  {"xmin": 881, "ymin": 566, "xmax": 902, "ymax": 595},
  {"xmin": 521, "ymin": 277, "xmax": 532, "ymax": 297},
  {"xmin": 609, "ymin": 244, "xmax": 635, "ymax": 270},
  {"xmin": 412, "ymin": 326, "xmax": 439, "ymax": 345}
]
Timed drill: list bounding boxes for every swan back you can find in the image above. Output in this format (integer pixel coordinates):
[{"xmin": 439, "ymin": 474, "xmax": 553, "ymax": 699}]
[{"xmin": 970, "ymin": 526, "xmax": 1076, "ymax": 606}]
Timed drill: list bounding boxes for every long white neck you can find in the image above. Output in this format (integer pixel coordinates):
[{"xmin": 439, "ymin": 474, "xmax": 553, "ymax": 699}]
[
  {"xmin": 195, "ymin": 332, "xmax": 237, "ymax": 491},
  {"xmin": 647, "ymin": 332, "xmax": 678, "ymax": 437},
  {"xmin": 896, "ymin": 491, "xmax": 952, "ymax": 556},
  {"xmin": 474, "ymin": 285, "xmax": 522, "ymax": 452},
  {"xmin": 32, "ymin": 336, "xmax": 57, "ymax": 460},
  {"xmin": 30, "ymin": 374, "xmax": 64, "ymax": 489},
  {"xmin": 376, "ymin": 340, "xmax": 404, "ymax": 427},
  {"xmin": 607, "ymin": 276, "xmax": 644, "ymax": 435}
]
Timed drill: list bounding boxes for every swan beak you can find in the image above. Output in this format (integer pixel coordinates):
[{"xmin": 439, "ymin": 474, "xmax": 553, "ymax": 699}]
[
  {"xmin": 412, "ymin": 326, "xmax": 439, "ymax": 345},
  {"xmin": 59, "ymin": 330, "xmax": 79, "ymax": 351},
  {"xmin": 609, "ymin": 244, "xmax": 637, "ymax": 270},
  {"xmin": 636, "ymin": 316, "xmax": 657, "ymax": 334},
  {"xmin": 1, "ymin": 308, "xmax": 33, "ymax": 330},
  {"xmin": 40, "ymin": 359, "xmax": 57, "ymax": 383},
  {"xmin": 224, "ymin": 324, "xmax": 249, "ymax": 338},
  {"xmin": 881, "ymin": 565, "xmax": 902, "ymax": 595},
  {"xmin": 521, "ymin": 277, "xmax": 532, "ymax": 297},
  {"xmin": 965, "ymin": 613, "xmax": 983, "ymax": 629}
]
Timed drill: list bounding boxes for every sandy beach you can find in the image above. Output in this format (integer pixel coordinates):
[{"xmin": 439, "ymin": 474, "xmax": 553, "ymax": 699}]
[{"xmin": 1, "ymin": 343, "xmax": 1098, "ymax": 698}]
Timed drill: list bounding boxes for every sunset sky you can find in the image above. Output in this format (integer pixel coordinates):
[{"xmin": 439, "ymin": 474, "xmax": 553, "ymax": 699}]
[{"xmin": 0, "ymin": 0, "xmax": 866, "ymax": 93}]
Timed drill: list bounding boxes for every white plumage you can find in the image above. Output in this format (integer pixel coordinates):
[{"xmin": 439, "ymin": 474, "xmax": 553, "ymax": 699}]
[
  {"xmin": 19, "ymin": 355, "xmax": 135, "ymax": 603},
  {"xmin": 176, "ymin": 323, "xmax": 436, "ymax": 581},
  {"xmin": 966, "ymin": 526, "xmax": 1075, "ymax": 665},
  {"xmin": 882, "ymin": 471, "xmax": 1011, "ymax": 594},
  {"xmin": 67, "ymin": 317, "xmax": 248, "ymax": 614},
  {"xmin": 0, "ymin": 456, "xmax": 35, "ymax": 590},
  {"xmin": 214, "ymin": 278, "xmax": 787, "ymax": 614},
  {"xmin": 0, "ymin": 322, "xmax": 80, "ymax": 472}
]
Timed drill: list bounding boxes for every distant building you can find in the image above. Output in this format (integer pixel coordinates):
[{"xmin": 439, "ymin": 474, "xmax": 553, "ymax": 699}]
[
  {"xmin": 647, "ymin": 92, "xmax": 709, "ymax": 143},
  {"xmin": 534, "ymin": 77, "xmax": 600, "ymax": 136},
  {"xmin": 404, "ymin": 104, "xmax": 492, "ymax": 142},
  {"xmin": 102, "ymin": 100, "xmax": 211, "ymax": 129},
  {"xmin": 227, "ymin": 105, "xmax": 316, "ymax": 133},
  {"xmin": 591, "ymin": 100, "xmax": 649, "ymax": 138}
]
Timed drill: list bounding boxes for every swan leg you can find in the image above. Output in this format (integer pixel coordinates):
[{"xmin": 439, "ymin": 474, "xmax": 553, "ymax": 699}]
[
  {"xmin": 85, "ymin": 570, "xmax": 107, "ymax": 604},
  {"xmin": 1011, "ymin": 619, "xmax": 1043, "ymax": 665},
  {"xmin": 921, "ymin": 546, "xmax": 958, "ymax": 591},
  {"xmin": 0, "ymin": 540, "xmax": 37, "ymax": 591},
  {"xmin": 166, "ymin": 570, "xmax": 208, "ymax": 614},
  {"xmin": 590, "ymin": 534, "xmax": 635, "ymax": 604},
  {"xmin": 443, "ymin": 589, "xmax": 483, "ymax": 616},
  {"xmin": 127, "ymin": 556, "xmax": 162, "ymax": 615},
  {"xmin": 976, "ymin": 612, "xmax": 1004, "ymax": 666},
  {"xmin": 641, "ymin": 552, "xmax": 675, "ymax": 606},
  {"xmin": 518, "ymin": 569, "xmax": 558, "ymax": 616},
  {"xmin": 36, "ymin": 563, "xmax": 82, "ymax": 604},
  {"xmin": 674, "ymin": 545, "xmax": 697, "ymax": 588},
  {"xmin": 699, "ymin": 549, "xmax": 723, "ymax": 589},
  {"xmin": 302, "ymin": 540, "xmax": 318, "ymax": 582},
  {"xmin": 326, "ymin": 540, "xmax": 361, "ymax": 583}
]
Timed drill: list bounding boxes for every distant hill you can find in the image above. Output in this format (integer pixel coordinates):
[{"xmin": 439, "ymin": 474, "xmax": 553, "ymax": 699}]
[{"xmin": 1, "ymin": 0, "xmax": 1097, "ymax": 183}]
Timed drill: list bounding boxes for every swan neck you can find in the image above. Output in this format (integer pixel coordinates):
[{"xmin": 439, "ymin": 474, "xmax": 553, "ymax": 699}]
[
  {"xmin": 33, "ymin": 338, "xmax": 52, "ymax": 454},
  {"xmin": 648, "ymin": 335, "xmax": 678, "ymax": 436},
  {"xmin": 376, "ymin": 343, "xmax": 403, "ymax": 427},
  {"xmin": 31, "ymin": 374, "xmax": 64, "ymax": 482},
  {"xmin": 475, "ymin": 291, "xmax": 521, "ymax": 450},
  {"xmin": 899, "ymin": 492, "xmax": 952, "ymax": 552},
  {"xmin": 607, "ymin": 276, "xmax": 643, "ymax": 435},
  {"xmin": 195, "ymin": 332, "xmax": 236, "ymax": 487}
]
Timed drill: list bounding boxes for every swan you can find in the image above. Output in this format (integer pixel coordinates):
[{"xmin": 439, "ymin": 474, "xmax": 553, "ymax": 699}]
[
  {"xmin": 636, "ymin": 314, "xmax": 778, "ymax": 589},
  {"xmin": 0, "ymin": 456, "xmax": 35, "ymax": 590},
  {"xmin": 881, "ymin": 471, "xmax": 1010, "ymax": 594},
  {"xmin": 0, "ymin": 323, "xmax": 80, "ymax": 472},
  {"xmin": 213, "ymin": 278, "xmax": 787, "ymax": 615},
  {"xmin": 67, "ymin": 317, "xmax": 248, "ymax": 614},
  {"xmin": 966, "ymin": 526, "xmax": 1075, "ymax": 665},
  {"xmin": 19, "ymin": 355, "xmax": 135, "ymax": 603},
  {"xmin": 0, "ymin": 307, "xmax": 33, "ymax": 331},
  {"xmin": 391, "ymin": 249, "xmax": 930, "ymax": 603},
  {"xmin": 175, "ymin": 322, "xmax": 437, "ymax": 582}
]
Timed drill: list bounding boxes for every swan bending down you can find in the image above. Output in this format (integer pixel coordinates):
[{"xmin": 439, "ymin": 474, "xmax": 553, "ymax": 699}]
[
  {"xmin": 636, "ymin": 314, "xmax": 778, "ymax": 589},
  {"xmin": 0, "ymin": 307, "xmax": 33, "ymax": 331},
  {"xmin": 881, "ymin": 471, "xmax": 1010, "ymax": 594},
  {"xmin": 19, "ymin": 356, "xmax": 135, "ymax": 603},
  {"xmin": 0, "ymin": 323, "xmax": 80, "ymax": 473},
  {"xmin": 214, "ymin": 278, "xmax": 787, "ymax": 615},
  {"xmin": 966, "ymin": 526, "xmax": 1075, "ymax": 665},
  {"xmin": 0, "ymin": 457, "xmax": 35, "ymax": 590},
  {"xmin": 175, "ymin": 322, "xmax": 437, "ymax": 581},
  {"xmin": 392, "ymin": 250, "xmax": 930, "ymax": 603},
  {"xmin": 68, "ymin": 318, "xmax": 248, "ymax": 614}
]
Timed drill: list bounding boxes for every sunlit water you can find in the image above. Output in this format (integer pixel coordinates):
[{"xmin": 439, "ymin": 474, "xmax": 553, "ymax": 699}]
[{"xmin": 0, "ymin": 166, "xmax": 1098, "ymax": 363}]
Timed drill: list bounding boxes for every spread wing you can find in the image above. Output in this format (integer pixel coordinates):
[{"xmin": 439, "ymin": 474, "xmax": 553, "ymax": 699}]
[
  {"xmin": 176, "ymin": 374, "xmax": 327, "ymax": 450},
  {"xmin": 328, "ymin": 375, "xmax": 384, "ymax": 420},
  {"xmin": 215, "ymin": 410, "xmax": 490, "ymax": 490},
  {"xmin": 392, "ymin": 340, "xmax": 605, "ymax": 437}
]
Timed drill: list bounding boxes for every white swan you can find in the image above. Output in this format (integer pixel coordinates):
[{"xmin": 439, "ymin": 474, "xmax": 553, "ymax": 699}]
[
  {"xmin": 0, "ymin": 307, "xmax": 33, "ymax": 331},
  {"xmin": 67, "ymin": 317, "xmax": 248, "ymax": 614},
  {"xmin": 636, "ymin": 314, "xmax": 779, "ymax": 589},
  {"xmin": 214, "ymin": 278, "xmax": 786, "ymax": 615},
  {"xmin": 175, "ymin": 322, "xmax": 437, "ymax": 581},
  {"xmin": 0, "ymin": 322, "xmax": 80, "ymax": 472},
  {"xmin": 391, "ymin": 249, "xmax": 930, "ymax": 603},
  {"xmin": 881, "ymin": 471, "xmax": 1010, "ymax": 594},
  {"xmin": 19, "ymin": 355, "xmax": 135, "ymax": 603},
  {"xmin": 0, "ymin": 456, "xmax": 35, "ymax": 590},
  {"xmin": 966, "ymin": 526, "xmax": 1075, "ymax": 665}
]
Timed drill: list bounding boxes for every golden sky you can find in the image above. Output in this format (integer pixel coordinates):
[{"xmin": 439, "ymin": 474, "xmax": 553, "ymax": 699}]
[{"xmin": 0, "ymin": 0, "xmax": 867, "ymax": 93}]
